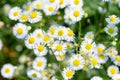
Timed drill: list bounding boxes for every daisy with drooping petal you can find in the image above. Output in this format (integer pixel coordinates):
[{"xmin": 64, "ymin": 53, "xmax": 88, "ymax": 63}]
[
  {"xmin": 9, "ymin": 7, "xmax": 22, "ymax": 21},
  {"xmin": 107, "ymin": 65, "xmax": 119, "ymax": 77},
  {"xmin": 90, "ymin": 76, "xmax": 103, "ymax": 80},
  {"xmin": 112, "ymin": 74, "xmax": 120, "ymax": 80},
  {"xmin": 25, "ymin": 34, "xmax": 38, "ymax": 49},
  {"xmin": 32, "ymin": 57, "xmax": 47, "ymax": 71},
  {"xmin": 34, "ymin": 44, "xmax": 48, "ymax": 56},
  {"xmin": 62, "ymin": 67, "xmax": 74, "ymax": 80},
  {"xmin": 104, "ymin": 24, "xmax": 118, "ymax": 37},
  {"xmin": 19, "ymin": 12, "xmax": 28, "ymax": 22},
  {"xmin": 27, "ymin": 69, "xmax": 41, "ymax": 80},
  {"xmin": 52, "ymin": 41, "xmax": 66, "ymax": 55},
  {"xmin": 32, "ymin": 0, "xmax": 45, "ymax": 10},
  {"xmin": 1, "ymin": 64, "xmax": 15, "ymax": 79},
  {"xmin": 105, "ymin": 15, "xmax": 120, "ymax": 25},
  {"xmin": 13, "ymin": 23, "xmax": 28, "ymax": 39},
  {"xmin": 69, "ymin": 54, "xmax": 85, "ymax": 70},
  {"xmin": 28, "ymin": 11, "xmax": 42, "ymax": 23}
]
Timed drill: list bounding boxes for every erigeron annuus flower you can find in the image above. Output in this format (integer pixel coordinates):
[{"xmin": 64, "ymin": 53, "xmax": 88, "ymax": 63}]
[
  {"xmin": 105, "ymin": 15, "xmax": 120, "ymax": 24},
  {"xmin": 107, "ymin": 65, "xmax": 119, "ymax": 77},
  {"xmin": 32, "ymin": 0, "xmax": 45, "ymax": 10},
  {"xmin": 89, "ymin": 56, "xmax": 101, "ymax": 68},
  {"xmin": 43, "ymin": 4, "xmax": 59, "ymax": 16},
  {"xmin": 65, "ymin": 28, "xmax": 74, "ymax": 41},
  {"xmin": 32, "ymin": 57, "xmax": 47, "ymax": 71},
  {"xmin": 95, "ymin": 44, "xmax": 106, "ymax": 54},
  {"xmin": 112, "ymin": 55, "xmax": 120, "ymax": 66},
  {"xmin": 27, "ymin": 69, "xmax": 41, "ymax": 80},
  {"xmin": 41, "ymin": 34, "xmax": 52, "ymax": 45},
  {"xmin": 90, "ymin": 76, "xmax": 103, "ymax": 80},
  {"xmin": 34, "ymin": 44, "xmax": 48, "ymax": 57},
  {"xmin": 33, "ymin": 29, "xmax": 44, "ymax": 41},
  {"xmin": 66, "ymin": 42, "xmax": 74, "ymax": 49},
  {"xmin": 1, "ymin": 64, "xmax": 15, "ymax": 79},
  {"xmin": 84, "ymin": 31, "xmax": 94, "ymax": 40},
  {"xmin": 64, "ymin": 14, "xmax": 76, "ymax": 25},
  {"xmin": 25, "ymin": 34, "xmax": 38, "ymax": 49},
  {"xmin": 52, "ymin": 41, "xmax": 66, "ymax": 55},
  {"xmin": 98, "ymin": 54, "xmax": 108, "ymax": 64},
  {"xmin": 8, "ymin": 7, "xmax": 22, "ymax": 21},
  {"xmin": 47, "ymin": 25, "xmax": 57, "ymax": 37},
  {"xmin": 59, "ymin": 0, "xmax": 68, "ymax": 8},
  {"xmin": 47, "ymin": 0, "xmax": 59, "ymax": 5},
  {"xmin": 13, "ymin": 23, "xmax": 28, "ymax": 39},
  {"xmin": 56, "ymin": 54, "xmax": 66, "ymax": 61},
  {"xmin": 55, "ymin": 26, "xmax": 67, "ymax": 40},
  {"xmin": 0, "ymin": 39, "xmax": 3, "ymax": 50},
  {"xmin": 81, "ymin": 40, "xmax": 96, "ymax": 53},
  {"xmin": 69, "ymin": 0, "xmax": 83, "ymax": 7},
  {"xmin": 112, "ymin": 74, "xmax": 120, "ymax": 80},
  {"xmin": 19, "ymin": 12, "xmax": 28, "ymax": 22},
  {"xmin": 23, "ymin": 2, "xmax": 33, "ymax": 13},
  {"xmin": 3, "ymin": 4, "xmax": 11, "ymax": 15},
  {"xmin": 104, "ymin": 24, "xmax": 118, "ymax": 37},
  {"xmin": 28, "ymin": 11, "xmax": 42, "ymax": 23},
  {"xmin": 69, "ymin": 54, "xmax": 85, "ymax": 70},
  {"xmin": 62, "ymin": 67, "xmax": 75, "ymax": 80}
]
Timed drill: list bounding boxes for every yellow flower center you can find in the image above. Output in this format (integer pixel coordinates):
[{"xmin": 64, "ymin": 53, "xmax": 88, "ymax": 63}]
[
  {"xmin": 116, "ymin": 78, "xmax": 120, "ymax": 80},
  {"xmin": 58, "ymin": 54, "xmax": 65, "ymax": 60},
  {"xmin": 97, "ymin": 47, "xmax": 103, "ymax": 53},
  {"xmin": 74, "ymin": 0, "xmax": 80, "ymax": 5},
  {"xmin": 73, "ymin": 59, "xmax": 80, "ymax": 66},
  {"xmin": 59, "ymin": 0, "xmax": 64, "ymax": 5},
  {"xmin": 68, "ymin": 29, "xmax": 73, "ymax": 37},
  {"xmin": 38, "ymin": 45, "xmax": 44, "ymax": 52},
  {"xmin": 20, "ymin": 14, "xmax": 28, "ymax": 21},
  {"xmin": 73, "ymin": 10, "xmax": 80, "ymax": 17},
  {"xmin": 43, "ymin": 35, "xmax": 50, "ymax": 42},
  {"xmin": 58, "ymin": 30, "xmax": 64, "ymax": 36},
  {"xmin": 49, "ymin": 27, "xmax": 55, "ymax": 35},
  {"xmin": 35, "ymin": 3, "xmax": 41, "ymax": 9},
  {"xmin": 110, "ymin": 68, "xmax": 117, "ymax": 75},
  {"xmin": 56, "ymin": 44, "xmax": 63, "ymax": 51},
  {"xmin": 49, "ymin": 0, "xmax": 55, "ymax": 3},
  {"xmin": 66, "ymin": 70, "xmax": 74, "ymax": 78},
  {"xmin": 48, "ymin": 7, "xmax": 54, "ymax": 12},
  {"xmin": 115, "ymin": 56, "xmax": 120, "ymax": 62},
  {"xmin": 91, "ymin": 59, "xmax": 98, "ymax": 66},
  {"xmin": 99, "ymin": 54, "xmax": 105, "ymax": 59},
  {"xmin": 30, "ymin": 11, "xmax": 38, "ymax": 19},
  {"xmin": 25, "ymin": 6, "xmax": 30, "ymax": 11},
  {"xmin": 32, "ymin": 73, "xmax": 37, "ymax": 77},
  {"xmin": 37, "ymin": 61, "xmax": 43, "ymax": 67},
  {"xmin": 13, "ymin": 11, "xmax": 19, "ymax": 16},
  {"xmin": 5, "ymin": 68, "xmax": 10, "ymax": 73},
  {"xmin": 17, "ymin": 27, "xmax": 23, "ymax": 34},
  {"xmin": 66, "ymin": 43, "xmax": 71, "ymax": 49},
  {"xmin": 110, "ymin": 16, "xmax": 117, "ymax": 22},
  {"xmin": 108, "ymin": 28, "xmax": 114, "ymax": 34},
  {"xmin": 29, "ymin": 37, "xmax": 35, "ymax": 44},
  {"xmin": 37, "ymin": 33, "xmax": 42, "ymax": 38},
  {"xmin": 85, "ymin": 44, "xmax": 92, "ymax": 50}
]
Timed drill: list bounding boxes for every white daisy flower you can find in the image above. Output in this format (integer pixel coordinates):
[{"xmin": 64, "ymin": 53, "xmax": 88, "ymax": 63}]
[
  {"xmin": 19, "ymin": 12, "xmax": 28, "ymax": 22},
  {"xmin": 32, "ymin": 57, "xmax": 47, "ymax": 71},
  {"xmin": 105, "ymin": 15, "xmax": 120, "ymax": 25},
  {"xmin": 25, "ymin": 34, "xmax": 38, "ymax": 49},
  {"xmin": 27, "ymin": 69, "xmax": 41, "ymax": 80},
  {"xmin": 66, "ymin": 42, "xmax": 74, "ymax": 50},
  {"xmin": 28, "ymin": 11, "xmax": 42, "ymax": 23},
  {"xmin": 69, "ymin": 0, "xmax": 83, "ymax": 7},
  {"xmin": 98, "ymin": 54, "xmax": 108, "ymax": 64},
  {"xmin": 69, "ymin": 54, "xmax": 85, "ymax": 70},
  {"xmin": 0, "ymin": 39, "xmax": 3, "ymax": 50},
  {"xmin": 9, "ymin": 7, "xmax": 22, "ymax": 21},
  {"xmin": 112, "ymin": 55, "xmax": 120, "ymax": 66},
  {"xmin": 56, "ymin": 54, "xmax": 66, "ymax": 61},
  {"xmin": 13, "ymin": 23, "xmax": 28, "ymax": 39},
  {"xmin": 3, "ymin": 4, "xmax": 11, "ymax": 15},
  {"xmin": 34, "ymin": 44, "xmax": 48, "ymax": 56},
  {"xmin": 64, "ymin": 14, "xmax": 76, "ymax": 25},
  {"xmin": 112, "ymin": 74, "xmax": 120, "ymax": 80},
  {"xmin": 107, "ymin": 65, "xmax": 119, "ymax": 77},
  {"xmin": 54, "ymin": 26, "xmax": 67, "ymax": 40},
  {"xmin": 62, "ymin": 67, "xmax": 74, "ymax": 80},
  {"xmin": 52, "ymin": 41, "xmax": 66, "ymax": 55},
  {"xmin": 41, "ymin": 34, "xmax": 53, "ymax": 45},
  {"xmin": 89, "ymin": 56, "xmax": 101, "ymax": 68},
  {"xmin": 43, "ymin": 4, "xmax": 59, "ymax": 16},
  {"xmin": 59, "ymin": 0, "xmax": 68, "ymax": 8},
  {"xmin": 47, "ymin": 25, "xmax": 57, "ymax": 37},
  {"xmin": 65, "ymin": 28, "xmax": 74, "ymax": 41},
  {"xmin": 23, "ymin": 2, "xmax": 33, "ymax": 13},
  {"xmin": 104, "ymin": 24, "xmax": 118, "ymax": 37},
  {"xmin": 46, "ymin": 0, "xmax": 59, "ymax": 5},
  {"xmin": 95, "ymin": 44, "xmax": 106, "ymax": 54},
  {"xmin": 81, "ymin": 40, "xmax": 96, "ymax": 53},
  {"xmin": 1, "ymin": 64, "xmax": 15, "ymax": 79},
  {"xmin": 90, "ymin": 76, "xmax": 103, "ymax": 80},
  {"xmin": 84, "ymin": 31, "xmax": 94, "ymax": 40},
  {"xmin": 32, "ymin": 0, "xmax": 45, "ymax": 10}
]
